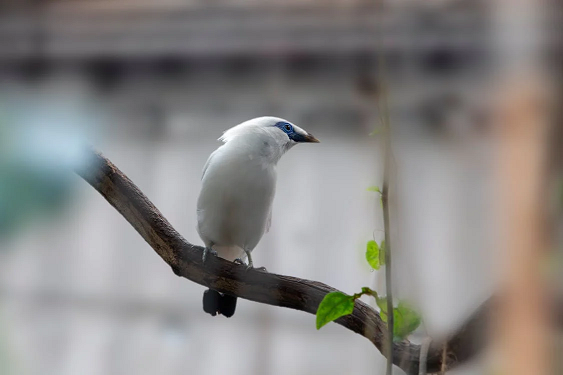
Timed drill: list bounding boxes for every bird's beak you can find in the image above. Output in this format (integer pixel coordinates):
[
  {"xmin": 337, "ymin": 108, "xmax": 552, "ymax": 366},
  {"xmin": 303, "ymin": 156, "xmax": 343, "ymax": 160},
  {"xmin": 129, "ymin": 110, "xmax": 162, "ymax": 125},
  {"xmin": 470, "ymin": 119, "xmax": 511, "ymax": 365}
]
[{"xmin": 303, "ymin": 133, "xmax": 320, "ymax": 143}]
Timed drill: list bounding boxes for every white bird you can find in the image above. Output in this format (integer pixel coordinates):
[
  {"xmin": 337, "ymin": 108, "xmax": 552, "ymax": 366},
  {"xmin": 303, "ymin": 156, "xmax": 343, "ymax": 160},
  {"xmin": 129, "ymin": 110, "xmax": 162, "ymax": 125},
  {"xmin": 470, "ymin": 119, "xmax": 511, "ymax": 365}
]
[{"xmin": 196, "ymin": 116, "xmax": 319, "ymax": 317}]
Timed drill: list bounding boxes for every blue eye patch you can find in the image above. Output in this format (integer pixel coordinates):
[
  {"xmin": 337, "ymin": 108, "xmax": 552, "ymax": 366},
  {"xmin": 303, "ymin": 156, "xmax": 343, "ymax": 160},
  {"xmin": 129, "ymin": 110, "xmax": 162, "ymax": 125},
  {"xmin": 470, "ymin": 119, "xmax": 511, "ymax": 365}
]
[
  {"xmin": 274, "ymin": 121, "xmax": 311, "ymax": 142},
  {"xmin": 275, "ymin": 121, "xmax": 294, "ymax": 134}
]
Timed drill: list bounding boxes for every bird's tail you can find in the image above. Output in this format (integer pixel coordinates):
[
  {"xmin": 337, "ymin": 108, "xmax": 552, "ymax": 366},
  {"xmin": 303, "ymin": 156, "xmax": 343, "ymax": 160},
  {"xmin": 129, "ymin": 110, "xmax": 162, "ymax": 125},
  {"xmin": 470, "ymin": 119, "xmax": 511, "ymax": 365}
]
[{"xmin": 203, "ymin": 289, "xmax": 238, "ymax": 318}]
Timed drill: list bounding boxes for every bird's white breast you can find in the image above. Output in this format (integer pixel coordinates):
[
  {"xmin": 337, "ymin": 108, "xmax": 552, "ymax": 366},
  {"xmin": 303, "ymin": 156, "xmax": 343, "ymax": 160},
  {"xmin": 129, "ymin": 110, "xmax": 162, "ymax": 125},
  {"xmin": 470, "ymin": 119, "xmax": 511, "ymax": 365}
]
[{"xmin": 196, "ymin": 142, "xmax": 277, "ymax": 261}]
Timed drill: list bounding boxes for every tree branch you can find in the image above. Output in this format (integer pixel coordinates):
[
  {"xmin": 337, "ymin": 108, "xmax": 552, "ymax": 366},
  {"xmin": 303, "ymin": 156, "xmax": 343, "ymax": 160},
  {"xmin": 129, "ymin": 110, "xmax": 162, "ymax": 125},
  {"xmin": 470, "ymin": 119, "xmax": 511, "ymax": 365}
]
[{"xmin": 75, "ymin": 148, "xmax": 489, "ymax": 374}]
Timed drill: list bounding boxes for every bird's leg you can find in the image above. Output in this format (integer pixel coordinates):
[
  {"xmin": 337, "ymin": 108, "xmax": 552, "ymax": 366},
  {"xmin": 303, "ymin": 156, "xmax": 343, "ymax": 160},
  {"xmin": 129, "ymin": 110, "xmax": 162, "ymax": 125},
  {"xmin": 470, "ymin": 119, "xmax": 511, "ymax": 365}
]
[
  {"xmin": 202, "ymin": 246, "xmax": 217, "ymax": 263},
  {"xmin": 244, "ymin": 249, "xmax": 254, "ymax": 269}
]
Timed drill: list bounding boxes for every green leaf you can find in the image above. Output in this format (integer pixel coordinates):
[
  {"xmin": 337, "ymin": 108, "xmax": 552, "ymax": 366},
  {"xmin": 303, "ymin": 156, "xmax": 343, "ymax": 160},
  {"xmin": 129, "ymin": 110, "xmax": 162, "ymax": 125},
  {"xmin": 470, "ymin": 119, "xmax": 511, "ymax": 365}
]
[
  {"xmin": 367, "ymin": 186, "xmax": 382, "ymax": 193},
  {"xmin": 394, "ymin": 301, "xmax": 422, "ymax": 341},
  {"xmin": 376, "ymin": 296, "xmax": 388, "ymax": 322},
  {"xmin": 316, "ymin": 292, "xmax": 355, "ymax": 329},
  {"xmin": 367, "ymin": 185, "xmax": 384, "ymax": 206},
  {"xmin": 369, "ymin": 128, "xmax": 382, "ymax": 136},
  {"xmin": 366, "ymin": 240, "xmax": 386, "ymax": 270},
  {"xmin": 375, "ymin": 297, "xmax": 421, "ymax": 340},
  {"xmin": 366, "ymin": 240, "xmax": 381, "ymax": 270}
]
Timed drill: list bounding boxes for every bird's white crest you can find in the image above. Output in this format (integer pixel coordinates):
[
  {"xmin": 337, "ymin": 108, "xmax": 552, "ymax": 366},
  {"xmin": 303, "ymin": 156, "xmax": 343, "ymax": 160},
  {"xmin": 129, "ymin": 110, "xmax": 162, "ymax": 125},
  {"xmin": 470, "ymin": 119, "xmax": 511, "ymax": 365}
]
[{"xmin": 219, "ymin": 116, "xmax": 308, "ymax": 144}]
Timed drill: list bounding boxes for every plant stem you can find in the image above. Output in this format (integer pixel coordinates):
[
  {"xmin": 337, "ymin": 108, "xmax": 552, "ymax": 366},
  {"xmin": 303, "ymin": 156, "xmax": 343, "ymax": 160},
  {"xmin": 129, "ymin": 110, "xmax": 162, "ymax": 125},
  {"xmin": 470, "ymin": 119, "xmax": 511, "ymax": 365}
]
[
  {"xmin": 382, "ymin": 129, "xmax": 393, "ymax": 375},
  {"xmin": 378, "ymin": 49, "xmax": 394, "ymax": 375}
]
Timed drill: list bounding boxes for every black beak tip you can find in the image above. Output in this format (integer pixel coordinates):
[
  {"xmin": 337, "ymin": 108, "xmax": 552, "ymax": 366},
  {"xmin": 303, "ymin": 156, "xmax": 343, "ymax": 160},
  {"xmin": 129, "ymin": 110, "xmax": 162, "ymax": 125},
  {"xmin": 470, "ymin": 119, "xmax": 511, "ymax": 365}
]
[{"xmin": 307, "ymin": 133, "xmax": 320, "ymax": 143}]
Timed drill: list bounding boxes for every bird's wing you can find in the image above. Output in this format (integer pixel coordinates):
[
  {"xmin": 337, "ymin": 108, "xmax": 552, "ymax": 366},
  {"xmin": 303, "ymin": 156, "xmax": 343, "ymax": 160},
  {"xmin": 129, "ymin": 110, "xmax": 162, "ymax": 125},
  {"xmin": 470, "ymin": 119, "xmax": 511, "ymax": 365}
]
[
  {"xmin": 266, "ymin": 209, "xmax": 272, "ymax": 233},
  {"xmin": 201, "ymin": 148, "xmax": 219, "ymax": 180}
]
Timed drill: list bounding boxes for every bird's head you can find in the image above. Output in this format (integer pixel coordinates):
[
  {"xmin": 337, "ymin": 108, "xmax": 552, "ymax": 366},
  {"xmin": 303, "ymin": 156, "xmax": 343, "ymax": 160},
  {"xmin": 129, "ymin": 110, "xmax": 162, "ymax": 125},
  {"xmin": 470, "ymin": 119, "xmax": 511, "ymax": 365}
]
[
  {"xmin": 271, "ymin": 119, "xmax": 320, "ymax": 145},
  {"xmin": 220, "ymin": 116, "xmax": 319, "ymax": 148}
]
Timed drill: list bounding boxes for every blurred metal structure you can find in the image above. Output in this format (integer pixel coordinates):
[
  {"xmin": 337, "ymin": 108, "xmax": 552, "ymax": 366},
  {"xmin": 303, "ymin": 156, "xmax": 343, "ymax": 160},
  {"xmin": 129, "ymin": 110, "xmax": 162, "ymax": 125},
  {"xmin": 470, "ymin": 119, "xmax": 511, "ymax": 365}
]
[
  {"xmin": 0, "ymin": 0, "xmax": 494, "ymax": 138},
  {"xmin": 0, "ymin": 1, "xmax": 487, "ymax": 58}
]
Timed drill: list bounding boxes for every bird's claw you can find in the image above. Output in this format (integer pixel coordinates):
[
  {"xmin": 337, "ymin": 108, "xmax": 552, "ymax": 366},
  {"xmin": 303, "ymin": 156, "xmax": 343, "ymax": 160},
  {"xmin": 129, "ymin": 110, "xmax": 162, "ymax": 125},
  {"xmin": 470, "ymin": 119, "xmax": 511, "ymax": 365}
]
[
  {"xmin": 234, "ymin": 258, "xmax": 246, "ymax": 266},
  {"xmin": 202, "ymin": 247, "xmax": 218, "ymax": 263},
  {"xmin": 234, "ymin": 258, "xmax": 252, "ymax": 270},
  {"xmin": 233, "ymin": 257, "xmax": 261, "ymax": 271}
]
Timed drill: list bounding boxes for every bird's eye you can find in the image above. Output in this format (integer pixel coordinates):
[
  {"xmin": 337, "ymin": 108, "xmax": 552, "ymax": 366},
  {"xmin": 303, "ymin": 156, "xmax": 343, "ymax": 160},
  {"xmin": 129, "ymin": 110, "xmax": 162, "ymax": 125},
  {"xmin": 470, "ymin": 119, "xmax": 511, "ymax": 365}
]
[{"xmin": 275, "ymin": 121, "xmax": 294, "ymax": 134}]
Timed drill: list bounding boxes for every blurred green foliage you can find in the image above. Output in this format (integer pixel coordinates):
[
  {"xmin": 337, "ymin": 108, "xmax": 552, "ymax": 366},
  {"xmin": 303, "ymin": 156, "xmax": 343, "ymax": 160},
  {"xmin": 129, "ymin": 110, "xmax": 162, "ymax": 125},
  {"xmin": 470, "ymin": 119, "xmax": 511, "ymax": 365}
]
[
  {"xmin": 0, "ymin": 114, "xmax": 89, "ymax": 240},
  {"xmin": 376, "ymin": 298, "xmax": 421, "ymax": 341}
]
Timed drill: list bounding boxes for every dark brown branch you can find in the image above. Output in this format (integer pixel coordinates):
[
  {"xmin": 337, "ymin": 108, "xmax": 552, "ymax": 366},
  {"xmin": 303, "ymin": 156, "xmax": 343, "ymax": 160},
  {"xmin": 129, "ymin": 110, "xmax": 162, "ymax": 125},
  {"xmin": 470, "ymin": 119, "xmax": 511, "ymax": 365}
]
[{"xmin": 75, "ymin": 148, "xmax": 488, "ymax": 374}]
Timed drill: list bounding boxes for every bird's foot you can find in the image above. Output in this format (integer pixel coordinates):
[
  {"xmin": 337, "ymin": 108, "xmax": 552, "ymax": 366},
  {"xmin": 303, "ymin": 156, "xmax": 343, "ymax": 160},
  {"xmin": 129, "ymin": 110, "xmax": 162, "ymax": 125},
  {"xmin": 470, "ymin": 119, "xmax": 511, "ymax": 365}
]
[
  {"xmin": 233, "ymin": 258, "xmax": 246, "ymax": 266},
  {"xmin": 202, "ymin": 247, "xmax": 218, "ymax": 263},
  {"xmin": 234, "ymin": 258, "xmax": 254, "ymax": 271}
]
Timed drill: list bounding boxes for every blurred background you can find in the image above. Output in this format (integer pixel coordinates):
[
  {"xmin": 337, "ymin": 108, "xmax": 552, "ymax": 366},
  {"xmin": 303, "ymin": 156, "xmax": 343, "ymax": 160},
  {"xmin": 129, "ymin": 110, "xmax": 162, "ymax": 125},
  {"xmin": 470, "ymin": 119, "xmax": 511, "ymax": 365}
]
[{"xmin": 0, "ymin": 0, "xmax": 561, "ymax": 374}]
